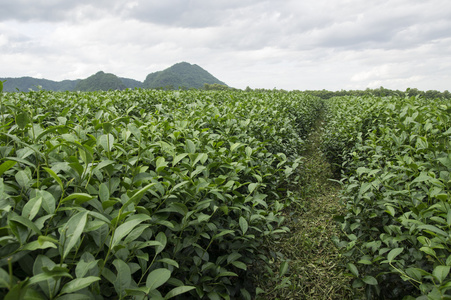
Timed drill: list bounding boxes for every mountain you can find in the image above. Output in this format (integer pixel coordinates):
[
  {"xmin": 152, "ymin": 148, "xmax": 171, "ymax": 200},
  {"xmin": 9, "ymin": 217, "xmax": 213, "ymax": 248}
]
[
  {"xmin": 0, "ymin": 74, "xmax": 138, "ymax": 92},
  {"xmin": 143, "ymin": 62, "xmax": 227, "ymax": 89},
  {"xmin": 1, "ymin": 62, "xmax": 227, "ymax": 92},
  {"xmin": 75, "ymin": 71, "xmax": 127, "ymax": 91},
  {"xmin": 119, "ymin": 77, "xmax": 143, "ymax": 89},
  {"xmin": 0, "ymin": 77, "xmax": 80, "ymax": 92}
]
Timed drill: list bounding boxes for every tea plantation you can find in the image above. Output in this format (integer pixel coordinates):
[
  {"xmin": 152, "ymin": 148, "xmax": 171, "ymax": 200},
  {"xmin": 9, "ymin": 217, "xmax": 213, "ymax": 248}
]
[
  {"xmin": 1, "ymin": 83, "xmax": 450, "ymax": 299},
  {"xmin": 323, "ymin": 94, "xmax": 451, "ymax": 299},
  {"xmin": 0, "ymin": 87, "xmax": 321, "ymax": 299}
]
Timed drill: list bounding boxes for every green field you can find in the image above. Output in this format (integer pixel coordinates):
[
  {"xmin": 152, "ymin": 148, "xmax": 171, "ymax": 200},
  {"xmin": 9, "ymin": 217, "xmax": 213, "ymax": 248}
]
[
  {"xmin": 1, "ymin": 85, "xmax": 450, "ymax": 299},
  {"xmin": 323, "ymin": 95, "xmax": 451, "ymax": 299}
]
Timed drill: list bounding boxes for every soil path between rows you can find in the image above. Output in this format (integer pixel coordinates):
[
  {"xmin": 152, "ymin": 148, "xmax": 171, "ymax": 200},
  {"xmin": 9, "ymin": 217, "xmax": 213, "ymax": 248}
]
[{"xmin": 260, "ymin": 116, "xmax": 358, "ymax": 299}]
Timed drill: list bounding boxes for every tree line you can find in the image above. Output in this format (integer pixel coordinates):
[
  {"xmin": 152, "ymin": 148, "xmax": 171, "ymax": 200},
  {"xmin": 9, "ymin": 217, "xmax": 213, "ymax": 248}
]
[{"xmin": 240, "ymin": 86, "xmax": 450, "ymax": 100}]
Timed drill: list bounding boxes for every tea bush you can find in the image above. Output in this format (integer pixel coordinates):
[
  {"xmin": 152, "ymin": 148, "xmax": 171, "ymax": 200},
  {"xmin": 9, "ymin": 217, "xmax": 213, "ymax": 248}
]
[
  {"xmin": 0, "ymin": 88, "xmax": 321, "ymax": 299},
  {"xmin": 324, "ymin": 94, "xmax": 451, "ymax": 299}
]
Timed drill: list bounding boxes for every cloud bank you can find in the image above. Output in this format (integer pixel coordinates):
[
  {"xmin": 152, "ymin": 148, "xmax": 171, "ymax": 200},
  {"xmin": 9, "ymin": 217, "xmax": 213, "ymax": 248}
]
[{"xmin": 1, "ymin": 0, "xmax": 450, "ymax": 90}]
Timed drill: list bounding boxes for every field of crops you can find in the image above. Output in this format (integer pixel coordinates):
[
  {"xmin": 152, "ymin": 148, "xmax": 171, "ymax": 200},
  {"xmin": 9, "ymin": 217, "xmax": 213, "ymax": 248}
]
[
  {"xmin": 0, "ymin": 86, "xmax": 323, "ymax": 299},
  {"xmin": 2, "ymin": 82, "xmax": 451, "ymax": 300},
  {"xmin": 323, "ymin": 94, "xmax": 451, "ymax": 299}
]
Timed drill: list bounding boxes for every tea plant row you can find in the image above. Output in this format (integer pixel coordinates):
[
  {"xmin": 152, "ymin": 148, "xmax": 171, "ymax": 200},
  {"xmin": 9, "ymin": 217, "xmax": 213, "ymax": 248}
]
[
  {"xmin": 0, "ymin": 87, "xmax": 322, "ymax": 299},
  {"xmin": 323, "ymin": 94, "xmax": 451, "ymax": 299}
]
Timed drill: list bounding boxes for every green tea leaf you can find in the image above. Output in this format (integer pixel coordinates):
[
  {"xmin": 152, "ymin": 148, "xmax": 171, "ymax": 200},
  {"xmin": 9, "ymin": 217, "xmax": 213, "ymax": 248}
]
[
  {"xmin": 405, "ymin": 268, "xmax": 424, "ymax": 282},
  {"xmin": 232, "ymin": 261, "xmax": 247, "ymax": 270},
  {"xmin": 111, "ymin": 214, "xmax": 150, "ymax": 248},
  {"xmin": 347, "ymin": 263, "xmax": 359, "ymax": 277},
  {"xmin": 75, "ymin": 255, "xmax": 99, "ymax": 279},
  {"xmin": 137, "ymin": 240, "xmax": 164, "ymax": 250},
  {"xmin": 22, "ymin": 240, "xmax": 56, "ymax": 251},
  {"xmin": 156, "ymin": 157, "xmax": 167, "ymax": 172},
  {"xmin": 37, "ymin": 190, "xmax": 56, "ymax": 214},
  {"xmin": 128, "ymin": 124, "xmax": 141, "ymax": 139},
  {"xmin": 60, "ymin": 211, "xmax": 88, "ymax": 260},
  {"xmin": 230, "ymin": 142, "xmax": 242, "ymax": 152},
  {"xmin": 52, "ymin": 293, "xmax": 89, "ymax": 300},
  {"xmin": 92, "ymin": 160, "xmax": 115, "ymax": 173},
  {"xmin": 120, "ymin": 183, "xmax": 155, "ymax": 212},
  {"xmin": 15, "ymin": 170, "xmax": 31, "ymax": 189},
  {"xmin": 227, "ymin": 252, "xmax": 241, "ymax": 264},
  {"xmin": 433, "ymin": 265, "xmax": 450, "ymax": 284},
  {"xmin": 240, "ymin": 288, "xmax": 252, "ymax": 300},
  {"xmin": 38, "ymin": 235, "xmax": 59, "ymax": 245},
  {"xmin": 171, "ymin": 180, "xmax": 189, "ymax": 192},
  {"xmin": 172, "ymin": 153, "xmax": 188, "ymax": 166},
  {"xmin": 9, "ymin": 213, "xmax": 41, "ymax": 236},
  {"xmin": 207, "ymin": 292, "xmax": 221, "ymax": 300},
  {"xmin": 387, "ymin": 248, "xmax": 403, "ymax": 263},
  {"xmin": 279, "ymin": 261, "xmax": 289, "ymax": 277},
  {"xmin": 216, "ymin": 271, "xmax": 238, "ymax": 278},
  {"xmin": 3, "ymin": 281, "xmax": 29, "ymax": 300},
  {"xmin": 124, "ymin": 286, "xmax": 151, "ymax": 297},
  {"xmin": 60, "ymin": 276, "xmax": 100, "ymax": 295},
  {"xmin": 438, "ymin": 156, "xmax": 451, "ymax": 169},
  {"xmin": 245, "ymin": 146, "xmax": 253, "ymax": 157},
  {"xmin": 362, "ymin": 276, "xmax": 377, "ymax": 285},
  {"xmin": 36, "ymin": 125, "xmax": 66, "ymax": 141},
  {"xmin": 99, "ymin": 183, "xmax": 110, "ymax": 202},
  {"xmin": 0, "ymin": 160, "xmax": 16, "ymax": 177},
  {"xmin": 239, "ymin": 216, "xmax": 248, "ymax": 235},
  {"xmin": 213, "ymin": 230, "xmax": 234, "ymax": 240},
  {"xmin": 99, "ymin": 134, "xmax": 115, "ymax": 152},
  {"xmin": 32, "ymin": 255, "xmax": 69, "ymax": 298},
  {"xmin": 186, "ymin": 139, "xmax": 196, "ymax": 154},
  {"xmin": 113, "ymin": 259, "xmax": 131, "ymax": 297},
  {"xmin": 420, "ymin": 246, "xmax": 436, "ymax": 257},
  {"xmin": 164, "ymin": 286, "xmax": 195, "ymax": 299},
  {"xmin": 4, "ymin": 156, "xmax": 36, "ymax": 168},
  {"xmin": 248, "ymin": 183, "xmax": 257, "ymax": 194},
  {"xmin": 146, "ymin": 268, "xmax": 171, "ymax": 291},
  {"xmin": 61, "ymin": 193, "xmax": 95, "ymax": 205},
  {"xmin": 155, "ymin": 232, "xmax": 167, "ymax": 255},
  {"xmin": 103, "ymin": 122, "xmax": 113, "ymax": 133},
  {"xmin": 418, "ymin": 224, "xmax": 448, "ymax": 237},
  {"xmin": 385, "ymin": 205, "xmax": 395, "ymax": 217},
  {"xmin": 43, "ymin": 167, "xmax": 64, "ymax": 191},
  {"xmin": 157, "ymin": 258, "xmax": 179, "ymax": 268},
  {"xmin": 101, "ymin": 267, "xmax": 116, "ymax": 285},
  {"xmin": 16, "ymin": 112, "xmax": 30, "ymax": 129},
  {"xmin": 22, "ymin": 196, "xmax": 42, "ymax": 221}
]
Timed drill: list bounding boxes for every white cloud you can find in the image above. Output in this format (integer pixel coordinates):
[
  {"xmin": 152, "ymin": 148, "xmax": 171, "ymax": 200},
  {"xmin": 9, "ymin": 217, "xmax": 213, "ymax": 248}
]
[
  {"xmin": 0, "ymin": 34, "xmax": 7, "ymax": 47},
  {"xmin": 1, "ymin": 0, "xmax": 451, "ymax": 91}
]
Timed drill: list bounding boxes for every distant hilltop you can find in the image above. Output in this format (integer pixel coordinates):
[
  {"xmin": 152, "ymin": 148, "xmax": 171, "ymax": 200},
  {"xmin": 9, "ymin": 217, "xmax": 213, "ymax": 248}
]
[{"xmin": 0, "ymin": 62, "xmax": 227, "ymax": 92}]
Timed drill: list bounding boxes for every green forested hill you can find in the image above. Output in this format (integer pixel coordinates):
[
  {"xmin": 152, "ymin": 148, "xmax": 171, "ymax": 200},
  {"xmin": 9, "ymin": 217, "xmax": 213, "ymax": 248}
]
[
  {"xmin": 1, "ymin": 62, "xmax": 226, "ymax": 92},
  {"xmin": 74, "ymin": 71, "xmax": 127, "ymax": 91},
  {"xmin": 0, "ymin": 75, "xmax": 142, "ymax": 92},
  {"xmin": 143, "ymin": 62, "xmax": 227, "ymax": 89},
  {"xmin": 119, "ymin": 77, "xmax": 143, "ymax": 89},
  {"xmin": 0, "ymin": 77, "xmax": 80, "ymax": 92}
]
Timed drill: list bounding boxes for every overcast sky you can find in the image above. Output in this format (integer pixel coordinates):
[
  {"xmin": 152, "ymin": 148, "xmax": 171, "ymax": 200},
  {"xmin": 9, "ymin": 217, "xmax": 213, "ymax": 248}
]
[{"xmin": 1, "ymin": 0, "xmax": 450, "ymax": 91}]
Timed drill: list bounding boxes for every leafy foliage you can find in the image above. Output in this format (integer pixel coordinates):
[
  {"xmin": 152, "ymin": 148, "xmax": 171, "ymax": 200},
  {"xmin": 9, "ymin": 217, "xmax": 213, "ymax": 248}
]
[
  {"xmin": 323, "ymin": 94, "xmax": 451, "ymax": 299},
  {"xmin": 303, "ymin": 87, "xmax": 451, "ymax": 100},
  {"xmin": 204, "ymin": 84, "xmax": 235, "ymax": 91},
  {"xmin": 0, "ymin": 89, "xmax": 321, "ymax": 299}
]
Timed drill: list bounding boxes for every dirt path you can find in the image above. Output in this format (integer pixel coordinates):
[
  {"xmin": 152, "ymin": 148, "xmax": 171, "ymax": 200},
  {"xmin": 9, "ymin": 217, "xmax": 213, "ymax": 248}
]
[{"xmin": 258, "ymin": 117, "xmax": 359, "ymax": 299}]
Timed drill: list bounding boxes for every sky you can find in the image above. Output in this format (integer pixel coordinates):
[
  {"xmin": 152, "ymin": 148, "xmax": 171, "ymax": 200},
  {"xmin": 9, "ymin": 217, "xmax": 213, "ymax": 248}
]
[{"xmin": 1, "ymin": 0, "xmax": 450, "ymax": 91}]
